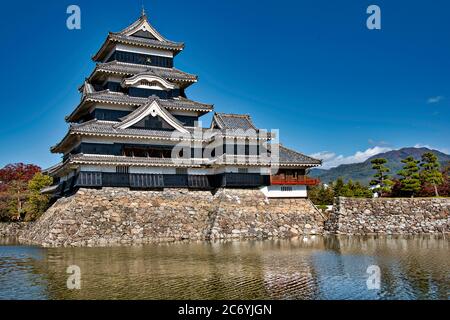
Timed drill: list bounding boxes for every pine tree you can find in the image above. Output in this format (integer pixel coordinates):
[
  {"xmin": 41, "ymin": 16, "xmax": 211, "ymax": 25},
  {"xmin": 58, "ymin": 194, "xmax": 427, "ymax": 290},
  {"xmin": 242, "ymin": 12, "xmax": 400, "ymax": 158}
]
[
  {"xmin": 420, "ymin": 152, "xmax": 443, "ymax": 197},
  {"xmin": 370, "ymin": 158, "xmax": 394, "ymax": 197},
  {"xmin": 333, "ymin": 178, "xmax": 345, "ymax": 197},
  {"xmin": 398, "ymin": 156, "xmax": 421, "ymax": 197}
]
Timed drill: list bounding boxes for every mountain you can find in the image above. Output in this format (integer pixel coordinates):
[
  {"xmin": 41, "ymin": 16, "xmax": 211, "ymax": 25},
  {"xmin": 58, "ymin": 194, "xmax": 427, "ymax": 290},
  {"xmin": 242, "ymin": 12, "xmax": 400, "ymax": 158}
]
[{"xmin": 309, "ymin": 147, "xmax": 450, "ymax": 185}]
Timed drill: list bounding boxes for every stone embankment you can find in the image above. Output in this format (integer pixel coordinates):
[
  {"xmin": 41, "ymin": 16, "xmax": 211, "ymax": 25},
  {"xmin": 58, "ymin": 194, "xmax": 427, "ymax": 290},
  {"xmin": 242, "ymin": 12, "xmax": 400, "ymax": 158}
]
[
  {"xmin": 19, "ymin": 188, "xmax": 324, "ymax": 247},
  {"xmin": 3, "ymin": 189, "xmax": 448, "ymax": 247},
  {"xmin": 325, "ymin": 197, "xmax": 450, "ymax": 235},
  {"xmin": 0, "ymin": 222, "xmax": 31, "ymax": 238}
]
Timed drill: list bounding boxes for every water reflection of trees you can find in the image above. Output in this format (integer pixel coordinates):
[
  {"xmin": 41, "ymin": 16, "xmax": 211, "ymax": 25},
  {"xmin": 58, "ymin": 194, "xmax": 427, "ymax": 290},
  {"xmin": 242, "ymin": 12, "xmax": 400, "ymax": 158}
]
[{"xmin": 325, "ymin": 235, "xmax": 449, "ymax": 300}]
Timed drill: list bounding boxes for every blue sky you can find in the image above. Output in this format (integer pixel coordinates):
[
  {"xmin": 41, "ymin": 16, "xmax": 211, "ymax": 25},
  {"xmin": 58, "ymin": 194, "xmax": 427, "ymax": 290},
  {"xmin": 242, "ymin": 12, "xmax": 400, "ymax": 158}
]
[{"xmin": 1, "ymin": 0, "xmax": 449, "ymax": 169}]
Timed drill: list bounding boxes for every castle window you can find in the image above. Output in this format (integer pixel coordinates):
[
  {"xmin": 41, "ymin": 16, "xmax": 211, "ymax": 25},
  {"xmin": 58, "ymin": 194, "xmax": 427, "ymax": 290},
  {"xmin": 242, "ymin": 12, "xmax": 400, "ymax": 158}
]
[
  {"xmin": 116, "ymin": 166, "xmax": 129, "ymax": 174},
  {"xmin": 176, "ymin": 168, "xmax": 188, "ymax": 175}
]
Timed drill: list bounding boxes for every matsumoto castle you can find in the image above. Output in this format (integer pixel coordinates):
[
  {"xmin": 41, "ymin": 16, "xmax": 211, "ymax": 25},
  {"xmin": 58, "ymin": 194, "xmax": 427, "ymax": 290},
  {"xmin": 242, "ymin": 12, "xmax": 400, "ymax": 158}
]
[{"xmin": 45, "ymin": 11, "xmax": 322, "ymax": 198}]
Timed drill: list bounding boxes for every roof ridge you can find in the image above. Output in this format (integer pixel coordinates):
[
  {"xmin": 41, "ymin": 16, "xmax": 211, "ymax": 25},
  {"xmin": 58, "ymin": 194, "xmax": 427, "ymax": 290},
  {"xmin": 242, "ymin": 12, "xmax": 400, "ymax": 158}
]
[
  {"xmin": 277, "ymin": 144, "xmax": 322, "ymax": 165},
  {"xmin": 90, "ymin": 89, "xmax": 125, "ymax": 96},
  {"xmin": 70, "ymin": 118, "xmax": 98, "ymax": 128},
  {"xmin": 216, "ymin": 112, "xmax": 251, "ymax": 118},
  {"xmin": 95, "ymin": 61, "xmax": 197, "ymax": 78},
  {"xmin": 109, "ymin": 33, "xmax": 184, "ymax": 46}
]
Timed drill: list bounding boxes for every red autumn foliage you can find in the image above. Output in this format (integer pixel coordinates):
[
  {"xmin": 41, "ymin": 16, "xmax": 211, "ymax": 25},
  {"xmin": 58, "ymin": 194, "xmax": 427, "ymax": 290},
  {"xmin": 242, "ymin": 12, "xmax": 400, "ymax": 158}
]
[
  {"xmin": 0, "ymin": 164, "xmax": 42, "ymax": 221},
  {"xmin": 0, "ymin": 163, "xmax": 41, "ymax": 186}
]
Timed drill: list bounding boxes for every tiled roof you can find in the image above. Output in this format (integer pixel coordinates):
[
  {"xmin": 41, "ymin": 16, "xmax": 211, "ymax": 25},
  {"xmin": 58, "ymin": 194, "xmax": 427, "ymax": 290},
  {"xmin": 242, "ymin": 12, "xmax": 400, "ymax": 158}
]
[
  {"xmin": 108, "ymin": 34, "xmax": 184, "ymax": 51},
  {"xmin": 51, "ymin": 120, "xmax": 202, "ymax": 153},
  {"xmin": 71, "ymin": 120, "xmax": 196, "ymax": 139},
  {"xmin": 213, "ymin": 113, "xmax": 257, "ymax": 130},
  {"xmin": 42, "ymin": 162, "xmax": 64, "ymax": 175},
  {"xmin": 85, "ymin": 91, "xmax": 211, "ymax": 110},
  {"xmin": 67, "ymin": 92, "xmax": 213, "ymax": 122},
  {"xmin": 52, "ymin": 118, "xmax": 267, "ymax": 154},
  {"xmin": 93, "ymin": 15, "xmax": 184, "ymax": 61},
  {"xmin": 91, "ymin": 61, "xmax": 197, "ymax": 83},
  {"xmin": 277, "ymin": 145, "xmax": 322, "ymax": 166}
]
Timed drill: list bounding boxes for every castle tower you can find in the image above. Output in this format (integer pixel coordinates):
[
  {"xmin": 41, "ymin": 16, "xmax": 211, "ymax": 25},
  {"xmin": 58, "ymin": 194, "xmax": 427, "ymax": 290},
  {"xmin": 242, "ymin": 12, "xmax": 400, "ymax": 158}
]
[{"xmin": 46, "ymin": 12, "xmax": 321, "ymax": 197}]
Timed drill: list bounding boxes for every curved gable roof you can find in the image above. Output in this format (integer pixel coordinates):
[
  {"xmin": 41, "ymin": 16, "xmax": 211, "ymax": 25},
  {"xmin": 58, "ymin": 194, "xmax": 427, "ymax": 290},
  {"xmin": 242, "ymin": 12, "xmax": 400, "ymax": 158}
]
[
  {"xmin": 212, "ymin": 113, "xmax": 257, "ymax": 130},
  {"xmin": 277, "ymin": 145, "xmax": 322, "ymax": 166}
]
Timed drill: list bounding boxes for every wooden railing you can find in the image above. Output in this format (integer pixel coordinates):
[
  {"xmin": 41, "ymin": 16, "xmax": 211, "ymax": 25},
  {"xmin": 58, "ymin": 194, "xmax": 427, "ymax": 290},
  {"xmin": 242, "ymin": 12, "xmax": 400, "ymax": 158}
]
[{"xmin": 270, "ymin": 175, "xmax": 320, "ymax": 186}]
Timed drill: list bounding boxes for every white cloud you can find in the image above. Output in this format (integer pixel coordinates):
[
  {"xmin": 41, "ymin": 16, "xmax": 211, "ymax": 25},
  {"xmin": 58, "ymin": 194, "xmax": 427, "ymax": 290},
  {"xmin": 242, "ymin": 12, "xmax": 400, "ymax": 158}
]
[
  {"xmin": 309, "ymin": 151, "xmax": 337, "ymax": 162},
  {"xmin": 427, "ymin": 96, "xmax": 444, "ymax": 104},
  {"xmin": 311, "ymin": 146, "xmax": 392, "ymax": 170}
]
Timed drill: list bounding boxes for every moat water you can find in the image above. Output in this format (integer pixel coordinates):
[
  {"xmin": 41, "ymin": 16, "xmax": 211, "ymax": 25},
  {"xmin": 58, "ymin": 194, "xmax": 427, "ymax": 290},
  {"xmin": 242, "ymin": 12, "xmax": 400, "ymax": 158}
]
[{"xmin": 0, "ymin": 236, "xmax": 448, "ymax": 300}]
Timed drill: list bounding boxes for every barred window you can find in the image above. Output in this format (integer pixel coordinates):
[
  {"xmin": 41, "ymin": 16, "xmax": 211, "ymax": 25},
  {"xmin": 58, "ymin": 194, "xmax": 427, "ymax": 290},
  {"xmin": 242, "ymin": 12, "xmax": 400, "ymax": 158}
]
[
  {"xmin": 281, "ymin": 187, "xmax": 293, "ymax": 192},
  {"xmin": 176, "ymin": 168, "xmax": 188, "ymax": 175},
  {"xmin": 116, "ymin": 166, "xmax": 129, "ymax": 174},
  {"xmin": 238, "ymin": 168, "xmax": 249, "ymax": 174}
]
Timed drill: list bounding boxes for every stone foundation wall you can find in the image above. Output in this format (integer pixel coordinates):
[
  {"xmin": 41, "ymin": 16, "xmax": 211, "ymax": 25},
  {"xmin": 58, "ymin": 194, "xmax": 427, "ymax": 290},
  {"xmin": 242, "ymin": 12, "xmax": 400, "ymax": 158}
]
[
  {"xmin": 325, "ymin": 197, "xmax": 450, "ymax": 235},
  {"xmin": 19, "ymin": 188, "xmax": 324, "ymax": 247},
  {"xmin": 0, "ymin": 222, "xmax": 31, "ymax": 238}
]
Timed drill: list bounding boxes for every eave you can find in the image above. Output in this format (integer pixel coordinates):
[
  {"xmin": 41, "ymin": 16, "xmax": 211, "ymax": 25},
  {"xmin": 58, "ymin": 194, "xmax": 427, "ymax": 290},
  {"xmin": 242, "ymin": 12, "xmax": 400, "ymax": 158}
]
[
  {"xmin": 92, "ymin": 34, "xmax": 184, "ymax": 62},
  {"xmin": 88, "ymin": 62, "xmax": 197, "ymax": 89},
  {"xmin": 66, "ymin": 93, "xmax": 213, "ymax": 123},
  {"xmin": 51, "ymin": 131, "xmax": 79, "ymax": 154},
  {"xmin": 278, "ymin": 163, "xmax": 322, "ymax": 169}
]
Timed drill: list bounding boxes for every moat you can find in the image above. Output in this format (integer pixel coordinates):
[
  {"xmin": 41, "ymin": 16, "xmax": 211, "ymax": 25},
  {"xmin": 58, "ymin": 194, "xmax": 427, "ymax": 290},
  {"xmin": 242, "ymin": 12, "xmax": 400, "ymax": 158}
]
[{"xmin": 0, "ymin": 236, "xmax": 448, "ymax": 300}]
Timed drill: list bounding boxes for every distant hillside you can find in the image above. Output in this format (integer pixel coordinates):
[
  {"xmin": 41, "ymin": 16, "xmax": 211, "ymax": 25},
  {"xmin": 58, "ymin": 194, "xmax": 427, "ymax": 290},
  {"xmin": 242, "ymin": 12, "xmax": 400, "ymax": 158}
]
[{"xmin": 310, "ymin": 147, "xmax": 450, "ymax": 185}]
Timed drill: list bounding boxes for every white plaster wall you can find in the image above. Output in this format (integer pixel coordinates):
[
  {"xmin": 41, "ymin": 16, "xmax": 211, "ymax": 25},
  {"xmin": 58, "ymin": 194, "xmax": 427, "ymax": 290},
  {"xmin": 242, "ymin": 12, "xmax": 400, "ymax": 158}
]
[
  {"xmin": 134, "ymin": 84, "xmax": 166, "ymax": 90},
  {"xmin": 89, "ymin": 104, "xmax": 135, "ymax": 112},
  {"xmin": 219, "ymin": 166, "xmax": 270, "ymax": 174},
  {"xmin": 102, "ymin": 76, "xmax": 124, "ymax": 84},
  {"xmin": 129, "ymin": 167, "xmax": 176, "ymax": 174},
  {"xmin": 170, "ymin": 110, "xmax": 202, "ymax": 117},
  {"xmin": 187, "ymin": 168, "xmax": 212, "ymax": 175},
  {"xmin": 260, "ymin": 185, "xmax": 308, "ymax": 198},
  {"xmin": 80, "ymin": 165, "xmax": 116, "ymax": 173}
]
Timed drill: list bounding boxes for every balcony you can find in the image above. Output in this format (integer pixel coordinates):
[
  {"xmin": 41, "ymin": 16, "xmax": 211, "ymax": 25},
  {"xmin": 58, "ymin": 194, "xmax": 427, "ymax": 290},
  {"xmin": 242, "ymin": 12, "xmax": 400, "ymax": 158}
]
[{"xmin": 270, "ymin": 175, "xmax": 320, "ymax": 186}]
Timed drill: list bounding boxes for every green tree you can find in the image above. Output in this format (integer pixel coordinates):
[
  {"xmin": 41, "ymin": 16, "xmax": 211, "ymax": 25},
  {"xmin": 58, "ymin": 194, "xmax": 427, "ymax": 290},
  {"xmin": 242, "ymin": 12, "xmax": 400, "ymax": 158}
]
[
  {"xmin": 329, "ymin": 179, "xmax": 372, "ymax": 199},
  {"xmin": 370, "ymin": 158, "xmax": 394, "ymax": 197},
  {"xmin": 333, "ymin": 178, "xmax": 345, "ymax": 197},
  {"xmin": 420, "ymin": 152, "xmax": 443, "ymax": 197},
  {"xmin": 352, "ymin": 181, "xmax": 373, "ymax": 198},
  {"xmin": 308, "ymin": 184, "xmax": 334, "ymax": 206},
  {"xmin": 24, "ymin": 173, "xmax": 53, "ymax": 221},
  {"xmin": 398, "ymin": 156, "xmax": 421, "ymax": 197},
  {"xmin": 341, "ymin": 179, "xmax": 355, "ymax": 197}
]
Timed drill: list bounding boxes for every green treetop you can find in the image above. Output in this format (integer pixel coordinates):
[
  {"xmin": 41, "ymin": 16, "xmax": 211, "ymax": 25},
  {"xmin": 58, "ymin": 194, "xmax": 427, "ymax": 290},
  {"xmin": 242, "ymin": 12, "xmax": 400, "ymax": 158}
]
[
  {"xmin": 398, "ymin": 156, "xmax": 421, "ymax": 197},
  {"xmin": 24, "ymin": 172, "xmax": 53, "ymax": 221},
  {"xmin": 420, "ymin": 152, "xmax": 443, "ymax": 197},
  {"xmin": 370, "ymin": 158, "xmax": 394, "ymax": 197},
  {"xmin": 333, "ymin": 178, "xmax": 345, "ymax": 197}
]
